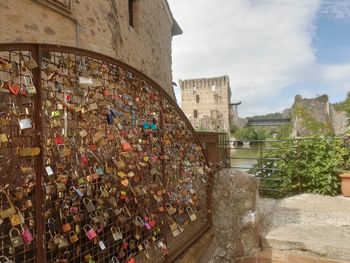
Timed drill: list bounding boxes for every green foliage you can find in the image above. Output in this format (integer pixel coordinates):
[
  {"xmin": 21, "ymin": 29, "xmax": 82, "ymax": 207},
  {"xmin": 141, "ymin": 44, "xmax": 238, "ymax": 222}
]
[
  {"xmin": 250, "ymin": 138, "xmax": 350, "ymax": 198},
  {"xmin": 234, "ymin": 127, "xmax": 258, "ymax": 140},
  {"xmin": 234, "ymin": 125, "xmax": 292, "ymax": 140},
  {"xmin": 230, "ymin": 124, "xmax": 239, "ymax": 135},
  {"xmin": 293, "ymin": 104, "xmax": 333, "ymax": 135},
  {"xmin": 274, "ymin": 123, "xmax": 293, "ymax": 139}
]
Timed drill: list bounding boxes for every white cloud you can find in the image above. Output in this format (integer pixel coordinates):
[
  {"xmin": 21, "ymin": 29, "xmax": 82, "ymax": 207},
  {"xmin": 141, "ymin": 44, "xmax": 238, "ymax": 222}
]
[
  {"xmin": 321, "ymin": 0, "xmax": 350, "ymax": 19},
  {"xmin": 169, "ymin": 0, "xmax": 350, "ymax": 116},
  {"xmin": 320, "ymin": 63, "xmax": 350, "ymax": 93}
]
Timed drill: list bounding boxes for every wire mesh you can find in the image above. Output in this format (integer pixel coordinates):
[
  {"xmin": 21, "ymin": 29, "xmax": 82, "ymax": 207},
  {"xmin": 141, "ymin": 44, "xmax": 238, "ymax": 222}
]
[
  {"xmin": 0, "ymin": 44, "xmax": 212, "ymax": 263},
  {"xmin": 0, "ymin": 50, "xmax": 38, "ymax": 263}
]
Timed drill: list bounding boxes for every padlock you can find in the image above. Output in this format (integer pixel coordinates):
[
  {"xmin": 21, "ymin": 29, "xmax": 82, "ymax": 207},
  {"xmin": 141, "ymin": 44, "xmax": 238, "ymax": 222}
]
[
  {"xmin": 72, "ymin": 186, "xmax": 84, "ymax": 197},
  {"xmin": 24, "ymin": 199, "xmax": 33, "ymax": 209},
  {"xmin": 0, "ymin": 133, "xmax": 8, "ymax": 143},
  {"xmin": 83, "ymin": 198, "xmax": 96, "ymax": 213},
  {"xmin": 69, "ymin": 231, "xmax": 78, "ymax": 243},
  {"xmin": 21, "ymin": 225, "xmax": 33, "ymax": 244},
  {"xmin": 129, "ymin": 240, "xmax": 136, "ymax": 250},
  {"xmin": 58, "ymin": 145, "xmax": 71, "ymax": 158},
  {"xmin": 10, "ymin": 207, "xmax": 24, "ymax": 227},
  {"xmin": 92, "ymin": 130, "xmax": 104, "ymax": 142},
  {"xmin": 0, "ymin": 190, "xmax": 16, "ymax": 219},
  {"xmin": 56, "ymin": 251, "xmax": 70, "ymax": 263},
  {"xmin": 94, "ymin": 166, "xmax": 104, "ymax": 175},
  {"xmin": 61, "ymin": 217, "xmax": 72, "ymax": 233},
  {"xmin": 48, "ymin": 217, "xmax": 59, "ymax": 231},
  {"xmin": 118, "ymin": 248, "xmax": 125, "ymax": 258},
  {"xmin": 121, "ymin": 139, "xmax": 132, "ymax": 151},
  {"xmin": 56, "ymin": 182, "xmax": 66, "ymax": 192},
  {"xmin": 186, "ymin": 206, "xmax": 197, "ymax": 221},
  {"xmin": 45, "ymin": 166, "xmax": 54, "ymax": 176},
  {"xmin": 98, "ymin": 240, "xmax": 106, "ymax": 250},
  {"xmin": 133, "ymin": 216, "xmax": 145, "ymax": 227},
  {"xmin": 100, "ymin": 186, "xmax": 109, "ymax": 198},
  {"xmin": 18, "ymin": 118, "xmax": 32, "ymax": 130},
  {"xmin": 110, "ymin": 256, "xmax": 120, "ymax": 263},
  {"xmin": 54, "ymin": 134, "xmax": 64, "ymax": 145},
  {"xmin": 84, "ymin": 224, "xmax": 97, "ymax": 240},
  {"xmin": 166, "ymin": 203, "xmax": 177, "ymax": 216},
  {"xmin": 55, "ymin": 234, "xmax": 69, "ymax": 249},
  {"xmin": 111, "ymin": 226, "xmax": 123, "ymax": 241},
  {"xmin": 9, "ymin": 228, "xmax": 24, "ymax": 248},
  {"xmin": 0, "ymin": 256, "xmax": 14, "ymax": 263}
]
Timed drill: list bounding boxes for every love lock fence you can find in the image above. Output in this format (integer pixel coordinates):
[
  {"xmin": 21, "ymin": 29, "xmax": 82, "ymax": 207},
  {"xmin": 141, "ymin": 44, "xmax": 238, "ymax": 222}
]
[{"xmin": 0, "ymin": 44, "xmax": 213, "ymax": 263}]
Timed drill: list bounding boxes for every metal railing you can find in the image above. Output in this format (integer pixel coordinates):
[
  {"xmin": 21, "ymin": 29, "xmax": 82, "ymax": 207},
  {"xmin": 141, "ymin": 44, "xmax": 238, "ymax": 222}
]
[
  {"xmin": 228, "ymin": 137, "xmax": 349, "ymax": 195},
  {"xmin": 196, "ymin": 132, "xmax": 230, "ymax": 168},
  {"xmin": 0, "ymin": 44, "xmax": 212, "ymax": 263}
]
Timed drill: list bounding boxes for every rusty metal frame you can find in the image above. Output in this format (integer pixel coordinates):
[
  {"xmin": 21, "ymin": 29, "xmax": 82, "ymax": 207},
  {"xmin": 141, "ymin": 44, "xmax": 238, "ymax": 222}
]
[{"xmin": 0, "ymin": 43, "xmax": 213, "ymax": 263}]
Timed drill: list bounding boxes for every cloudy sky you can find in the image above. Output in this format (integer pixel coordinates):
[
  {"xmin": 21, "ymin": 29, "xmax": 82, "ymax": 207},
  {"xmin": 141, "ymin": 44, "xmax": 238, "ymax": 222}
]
[{"xmin": 168, "ymin": 0, "xmax": 350, "ymax": 117}]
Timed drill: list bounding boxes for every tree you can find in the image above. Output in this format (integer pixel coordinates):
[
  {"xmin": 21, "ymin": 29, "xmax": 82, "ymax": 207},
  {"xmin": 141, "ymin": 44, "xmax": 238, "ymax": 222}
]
[{"xmin": 234, "ymin": 127, "xmax": 258, "ymax": 140}]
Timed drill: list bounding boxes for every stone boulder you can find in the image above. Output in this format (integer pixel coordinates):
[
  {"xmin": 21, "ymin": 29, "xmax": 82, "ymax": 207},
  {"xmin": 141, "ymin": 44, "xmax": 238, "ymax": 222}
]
[{"xmin": 209, "ymin": 169, "xmax": 260, "ymax": 262}]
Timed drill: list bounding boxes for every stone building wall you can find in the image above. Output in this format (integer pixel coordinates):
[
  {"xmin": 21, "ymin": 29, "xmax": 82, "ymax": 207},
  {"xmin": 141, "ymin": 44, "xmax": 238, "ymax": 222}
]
[
  {"xmin": 0, "ymin": 0, "xmax": 180, "ymax": 97},
  {"xmin": 180, "ymin": 76, "xmax": 231, "ymax": 132}
]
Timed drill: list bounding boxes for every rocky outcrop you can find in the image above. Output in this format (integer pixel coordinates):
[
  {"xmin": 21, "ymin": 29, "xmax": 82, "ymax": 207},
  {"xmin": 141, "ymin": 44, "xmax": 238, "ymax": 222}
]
[
  {"xmin": 291, "ymin": 94, "xmax": 348, "ymax": 136},
  {"xmin": 209, "ymin": 169, "xmax": 261, "ymax": 262},
  {"xmin": 331, "ymin": 108, "xmax": 349, "ymax": 134}
]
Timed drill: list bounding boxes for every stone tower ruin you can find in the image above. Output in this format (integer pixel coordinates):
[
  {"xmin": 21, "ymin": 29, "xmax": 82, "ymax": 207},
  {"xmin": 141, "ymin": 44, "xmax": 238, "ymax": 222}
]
[{"xmin": 180, "ymin": 75, "xmax": 232, "ymax": 132}]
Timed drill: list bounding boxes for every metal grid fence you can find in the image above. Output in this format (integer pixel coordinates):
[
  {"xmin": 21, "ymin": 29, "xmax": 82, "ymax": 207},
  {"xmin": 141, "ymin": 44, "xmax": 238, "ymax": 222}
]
[{"xmin": 0, "ymin": 44, "xmax": 212, "ymax": 263}]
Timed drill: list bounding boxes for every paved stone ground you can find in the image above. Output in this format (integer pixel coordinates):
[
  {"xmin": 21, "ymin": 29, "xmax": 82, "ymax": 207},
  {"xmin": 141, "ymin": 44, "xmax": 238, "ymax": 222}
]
[
  {"xmin": 235, "ymin": 249, "xmax": 350, "ymax": 263},
  {"xmin": 259, "ymin": 194, "xmax": 350, "ymax": 262}
]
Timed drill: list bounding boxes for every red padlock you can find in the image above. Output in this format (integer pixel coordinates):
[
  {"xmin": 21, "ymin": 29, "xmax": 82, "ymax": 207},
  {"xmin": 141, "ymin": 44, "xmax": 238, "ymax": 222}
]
[
  {"xmin": 81, "ymin": 155, "xmax": 89, "ymax": 165},
  {"xmin": 54, "ymin": 134, "xmax": 64, "ymax": 145},
  {"xmin": 84, "ymin": 224, "xmax": 97, "ymax": 240},
  {"xmin": 122, "ymin": 240, "xmax": 128, "ymax": 250},
  {"xmin": 22, "ymin": 226, "xmax": 33, "ymax": 244}
]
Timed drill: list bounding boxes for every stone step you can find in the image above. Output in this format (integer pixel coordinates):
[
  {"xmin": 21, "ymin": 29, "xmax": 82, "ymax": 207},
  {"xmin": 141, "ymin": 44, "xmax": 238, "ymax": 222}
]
[
  {"xmin": 235, "ymin": 249, "xmax": 350, "ymax": 263},
  {"xmin": 261, "ymin": 225, "xmax": 350, "ymax": 261},
  {"xmin": 259, "ymin": 194, "xmax": 350, "ymax": 262}
]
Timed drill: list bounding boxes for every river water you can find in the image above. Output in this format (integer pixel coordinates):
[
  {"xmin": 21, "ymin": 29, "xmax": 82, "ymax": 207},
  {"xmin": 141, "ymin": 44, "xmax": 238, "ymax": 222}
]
[{"xmin": 230, "ymin": 144, "xmax": 261, "ymax": 171}]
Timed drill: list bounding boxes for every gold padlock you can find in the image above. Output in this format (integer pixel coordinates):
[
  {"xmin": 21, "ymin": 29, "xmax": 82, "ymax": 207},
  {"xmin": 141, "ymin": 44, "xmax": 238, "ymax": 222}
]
[
  {"xmin": 0, "ymin": 190, "xmax": 16, "ymax": 219},
  {"xmin": 10, "ymin": 208, "xmax": 24, "ymax": 227},
  {"xmin": 0, "ymin": 133, "xmax": 8, "ymax": 143},
  {"xmin": 69, "ymin": 231, "xmax": 78, "ymax": 243}
]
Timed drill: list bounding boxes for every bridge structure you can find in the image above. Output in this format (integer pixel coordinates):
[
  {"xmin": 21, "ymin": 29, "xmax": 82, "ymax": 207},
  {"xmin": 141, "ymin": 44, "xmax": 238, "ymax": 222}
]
[{"xmin": 247, "ymin": 118, "xmax": 291, "ymax": 127}]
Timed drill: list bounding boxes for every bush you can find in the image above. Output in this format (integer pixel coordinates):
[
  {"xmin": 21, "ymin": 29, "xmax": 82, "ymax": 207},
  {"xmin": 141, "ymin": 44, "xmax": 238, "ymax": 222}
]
[{"xmin": 250, "ymin": 138, "xmax": 350, "ymax": 198}]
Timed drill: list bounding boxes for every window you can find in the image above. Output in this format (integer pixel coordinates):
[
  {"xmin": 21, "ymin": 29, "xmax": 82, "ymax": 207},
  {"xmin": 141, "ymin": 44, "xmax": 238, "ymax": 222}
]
[
  {"xmin": 214, "ymin": 94, "xmax": 222, "ymax": 103},
  {"xmin": 128, "ymin": 0, "xmax": 137, "ymax": 27},
  {"xmin": 214, "ymin": 94, "xmax": 219, "ymax": 103},
  {"xmin": 196, "ymin": 94, "xmax": 200, "ymax": 103},
  {"xmin": 212, "ymin": 84, "xmax": 216, "ymax": 92},
  {"xmin": 193, "ymin": 86, "xmax": 196, "ymax": 92},
  {"xmin": 193, "ymin": 110, "xmax": 198, "ymax": 118},
  {"xmin": 211, "ymin": 110, "xmax": 218, "ymax": 119}
]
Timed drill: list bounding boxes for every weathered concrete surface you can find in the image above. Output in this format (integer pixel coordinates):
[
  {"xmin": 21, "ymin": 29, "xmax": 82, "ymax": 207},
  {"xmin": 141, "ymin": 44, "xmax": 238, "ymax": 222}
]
[
  {"xmin": 209, "ymin": 169, "xmax": 261, "ymax": 262},
  {"xmin": 260, "ymin": 194, "xmax": 350, "ymax": 261}
]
